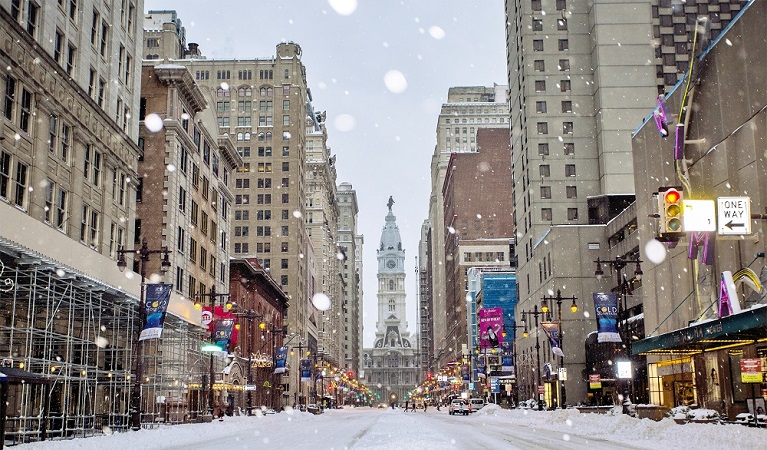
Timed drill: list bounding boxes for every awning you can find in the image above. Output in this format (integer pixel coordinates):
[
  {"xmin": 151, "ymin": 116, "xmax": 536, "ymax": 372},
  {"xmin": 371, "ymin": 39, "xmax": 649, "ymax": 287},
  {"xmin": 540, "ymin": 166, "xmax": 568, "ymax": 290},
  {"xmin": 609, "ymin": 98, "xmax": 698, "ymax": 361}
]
[
  {"xmin": 633, "ymin": 305, "xmax": 767, "ymax": 356},
  {"xmin": 0, "ymin": 367, "xmax": 51, "ymax": 384}
]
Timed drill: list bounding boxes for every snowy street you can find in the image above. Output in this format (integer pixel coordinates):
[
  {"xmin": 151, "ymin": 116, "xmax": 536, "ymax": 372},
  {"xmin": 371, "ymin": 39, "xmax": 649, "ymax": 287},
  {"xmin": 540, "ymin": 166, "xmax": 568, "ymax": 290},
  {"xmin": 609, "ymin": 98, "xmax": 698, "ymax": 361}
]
[{"xmin": 17, "ymin": 404, "xmax": 766, "ymax": 450}]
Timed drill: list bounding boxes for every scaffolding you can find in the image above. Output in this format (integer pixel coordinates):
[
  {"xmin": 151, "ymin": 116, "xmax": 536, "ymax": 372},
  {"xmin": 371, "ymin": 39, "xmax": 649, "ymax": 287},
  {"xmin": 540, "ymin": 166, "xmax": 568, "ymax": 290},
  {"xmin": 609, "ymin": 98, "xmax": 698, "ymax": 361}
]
[{"xmin": 0, "ymin": 250, "xmax": 215, "ymax": 445}]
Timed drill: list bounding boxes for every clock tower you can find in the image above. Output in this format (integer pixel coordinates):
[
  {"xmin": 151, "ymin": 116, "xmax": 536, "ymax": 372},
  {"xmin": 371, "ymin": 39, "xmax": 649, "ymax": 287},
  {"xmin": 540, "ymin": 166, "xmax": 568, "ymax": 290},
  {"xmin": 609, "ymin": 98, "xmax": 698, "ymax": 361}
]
[{"xmin": 361, "ymin": 197, "xmax": 419, "ymax": 405}]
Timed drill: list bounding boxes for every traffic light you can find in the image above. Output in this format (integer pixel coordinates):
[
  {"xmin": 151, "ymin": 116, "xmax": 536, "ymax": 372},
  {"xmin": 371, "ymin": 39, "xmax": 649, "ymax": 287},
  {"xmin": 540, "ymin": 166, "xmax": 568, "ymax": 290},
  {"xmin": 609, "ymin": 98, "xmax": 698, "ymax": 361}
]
[
  {"xmin": 658, "ymin": 187, "xmax": 684, "ymax": 234},
  {"xmin": 347, "ymin": 371, "xmax": 354, "ymax": 379},
  {"xmin": 426, "ymin": 372, "xmax": 433, "ymax": 380}
]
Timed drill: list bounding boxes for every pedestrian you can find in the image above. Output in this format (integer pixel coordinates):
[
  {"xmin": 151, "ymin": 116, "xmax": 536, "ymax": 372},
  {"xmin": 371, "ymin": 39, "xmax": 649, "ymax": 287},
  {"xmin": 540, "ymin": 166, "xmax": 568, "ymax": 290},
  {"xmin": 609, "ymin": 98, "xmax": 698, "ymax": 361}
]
[
  {"xmin": 404, "ymin": 400, "xmax": 409, "ymax": 412},
  {"xmin": 423, "ymin": 402, "xmax": 427, "ymax": 412}
]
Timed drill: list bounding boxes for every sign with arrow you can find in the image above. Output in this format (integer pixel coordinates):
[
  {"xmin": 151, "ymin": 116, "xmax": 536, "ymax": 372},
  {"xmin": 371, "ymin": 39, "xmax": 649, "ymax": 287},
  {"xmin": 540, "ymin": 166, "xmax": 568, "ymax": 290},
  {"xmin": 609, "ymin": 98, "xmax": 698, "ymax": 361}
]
[{"xmin": 717, "ymin": 197, "xmax": 751, "ymax": 235}]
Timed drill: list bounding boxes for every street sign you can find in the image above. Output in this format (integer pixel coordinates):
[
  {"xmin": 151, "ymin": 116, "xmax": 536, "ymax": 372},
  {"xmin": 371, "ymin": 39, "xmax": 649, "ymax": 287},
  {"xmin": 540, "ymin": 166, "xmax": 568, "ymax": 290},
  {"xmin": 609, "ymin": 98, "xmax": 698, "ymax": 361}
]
[
  {"xmin": 718, "ymin": 197, "xmax": 751, "ymax": 235},
  {"xmin": 683, "ymin": 199, "xmax": 716, "ymax": 232},
  {"xmin": 740, "ymin": 358, "xmax": 762, "ymax": 383},
  {"xmin": 558, "ymin": 367, "xmax": 568, "ymax": 381},
  {"xmin": 537, "ymin": 385, "xmax": 545, "ymax": 394},
  {"xmin": 589, "ymin": 374, "xmax": 601, "ymax": 389},
  {"xmin": 244, "ymin": 385, "xmax": 258, "ymax": 391}
]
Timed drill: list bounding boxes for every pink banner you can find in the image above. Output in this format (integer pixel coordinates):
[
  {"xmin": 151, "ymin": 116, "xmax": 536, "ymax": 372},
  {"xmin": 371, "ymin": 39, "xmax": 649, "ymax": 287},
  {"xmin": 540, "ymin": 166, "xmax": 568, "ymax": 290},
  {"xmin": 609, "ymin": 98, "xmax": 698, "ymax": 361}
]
[{"xmin": 478, "ymin": 307, "xmax": 504, "ymax": 350}]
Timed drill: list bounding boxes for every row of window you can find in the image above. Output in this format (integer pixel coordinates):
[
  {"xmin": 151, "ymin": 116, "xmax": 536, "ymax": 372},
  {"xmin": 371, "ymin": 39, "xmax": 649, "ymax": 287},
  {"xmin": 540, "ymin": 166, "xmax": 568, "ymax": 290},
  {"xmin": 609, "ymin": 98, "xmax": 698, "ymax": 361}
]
[
  {"xmin": 216, "ymin": 86, "xmax": 291, "ymax": 98},
  {"xmin": 534, "ymin": 79, "xmax": 571, "ymax": 93},
  {"xmin": 536, "ymin": 121, "xmax": 574, "ymax": 135},
  {"xmin": 234, "ymin": 177, "xmax": 290, "ymax": 190},
  {"xmin": 531, "ymin": 0, "xmax": 567, "ymax": 12},
  {"xmin": 217, "ymin": 115, "xmax": 293, "ymax": 128},
  {"xmin": 234, "ymin": 209, "xmax": 291, "ymax": 221},
  {"xmin": 539, "ymin": 185, "xmax": 578, "ymax": 199},
  {"xmin": 535, "ymin": 100, "xmax": 573, "ymax": 114},
  {"xmin": 236, "ymin": 146, "xmax": 291, "ymax": 158},
  {"xmin": 540, "ymin": 207, "xmax": 579, "ymax": 221},
  {"xmin": 463, "ymin": 252, "xmax": 506, "ymax": 263},
  {"xmin": 533, "ymin": 39, "xmax": 570, "ymax": 52},
  {"xmin": 193, "ymin": 69, "xmax": 274, "ymax": 81},
  {"xmin": 176, "ymin": 227, "xmax": 221, "ymax": 271},
  {"xmin": 216, "ymin": 99, "xmax": 291, "ymax": 113},
  {"xmin": 533, "ymin": 59, "xmax": 571, "ymax": 72}
]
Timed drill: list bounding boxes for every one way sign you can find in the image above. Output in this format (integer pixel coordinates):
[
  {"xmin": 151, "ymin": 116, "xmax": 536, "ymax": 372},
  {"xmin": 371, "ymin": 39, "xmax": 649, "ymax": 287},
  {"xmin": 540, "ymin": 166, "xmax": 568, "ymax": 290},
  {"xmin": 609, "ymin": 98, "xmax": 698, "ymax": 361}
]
[{"xmin": 717, "ymin": 197, "xmax": 751, "ymax": 235}]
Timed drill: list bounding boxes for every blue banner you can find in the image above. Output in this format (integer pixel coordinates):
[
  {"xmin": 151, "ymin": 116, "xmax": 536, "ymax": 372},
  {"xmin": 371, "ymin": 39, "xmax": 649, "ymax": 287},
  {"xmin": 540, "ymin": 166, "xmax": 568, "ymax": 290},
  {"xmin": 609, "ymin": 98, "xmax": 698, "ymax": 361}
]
[
  {"xmin": 139, "ymin": 283, "xmax": 172, "ymax": 341},
  {"xmin": 593, "ymin": 292, "xmax": 621, "ymax": 343},
  {"xmin": 274, "ymin": 346, "xmax": 288, "ymax": 374},
  {"xmin": 501, "ymin": 341, "xmax": 514, "ymax": 373},
  {"xmin": 542, "ymin": 322, "xmax": 564, "ymax": 357},
  {"xmin": 300, "ymin": 359, "xmax": 312, "ymax": 382},
  {"xmin": 461, "ymin": 364, "xmax": 470, "ymax": 383},
  {"xmin": 214, "ymin": 318, "xmax": 235, "ymax": 352}
]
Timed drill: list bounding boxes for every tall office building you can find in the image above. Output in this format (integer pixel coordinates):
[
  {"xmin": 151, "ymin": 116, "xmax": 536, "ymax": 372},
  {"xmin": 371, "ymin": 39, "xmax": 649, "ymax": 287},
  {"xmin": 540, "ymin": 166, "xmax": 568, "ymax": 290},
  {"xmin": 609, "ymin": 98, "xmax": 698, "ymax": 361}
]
[
  {"xmin": 426, "ymin": 85, "xmax": 509, "ymax": 368},
  {"xmin": 337, "ymin": 182, "xmax": 362, "ymax": 376},
  {"xmin": 0, "ymin": 0, "xmax": 203, "ymax": 436},
  {"xmin": 504, "ymin": 0, "xmax": 747, "ymax": 407}
]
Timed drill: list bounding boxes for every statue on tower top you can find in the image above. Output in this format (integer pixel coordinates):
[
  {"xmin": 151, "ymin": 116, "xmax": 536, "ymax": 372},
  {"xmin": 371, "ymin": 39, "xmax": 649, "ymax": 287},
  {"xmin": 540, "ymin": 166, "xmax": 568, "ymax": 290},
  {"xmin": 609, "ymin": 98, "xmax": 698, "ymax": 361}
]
[{"xmin": 387, "ymin": 196, "xmax": 395, "ymax": 211}]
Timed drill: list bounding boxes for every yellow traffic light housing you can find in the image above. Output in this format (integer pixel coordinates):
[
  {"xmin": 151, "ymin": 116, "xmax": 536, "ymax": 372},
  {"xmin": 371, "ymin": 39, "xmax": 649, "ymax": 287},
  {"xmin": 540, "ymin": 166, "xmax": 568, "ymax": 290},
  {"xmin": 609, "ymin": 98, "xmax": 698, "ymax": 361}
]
[{"xmin": 658, "ymin": 187, "xmax": 684, "ymax": 235}]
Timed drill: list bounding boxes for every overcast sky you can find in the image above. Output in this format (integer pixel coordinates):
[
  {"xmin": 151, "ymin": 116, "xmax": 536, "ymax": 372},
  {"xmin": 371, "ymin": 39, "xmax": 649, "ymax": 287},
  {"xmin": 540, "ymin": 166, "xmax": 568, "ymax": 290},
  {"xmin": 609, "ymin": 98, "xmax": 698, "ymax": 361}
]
[{"xmin": 143, "ymin": 0, "xmax": 508, "ymax": 346}]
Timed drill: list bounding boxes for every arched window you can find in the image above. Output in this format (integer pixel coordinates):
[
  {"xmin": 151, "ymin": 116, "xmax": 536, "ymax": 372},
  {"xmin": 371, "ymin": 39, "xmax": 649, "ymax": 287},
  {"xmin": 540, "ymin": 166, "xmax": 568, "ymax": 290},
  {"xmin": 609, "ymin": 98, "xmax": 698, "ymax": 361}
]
[
  {"xmin": 258, "ymin": 132, "xmax": 265, "ymax": 141},
  {"xmin": 244, "ymin": 132, "xmax": 251, "ymax": 141},
  {"xmin": 284, "ymin": 69, "xmax": 289, "ymax": 79},
  {"xmin": 266, "ymin": 132, "xmax": 272, "ymax": 141},
  {"xmin": 237, "ymin": 132, "xmax": 243, "ymax": 141}
]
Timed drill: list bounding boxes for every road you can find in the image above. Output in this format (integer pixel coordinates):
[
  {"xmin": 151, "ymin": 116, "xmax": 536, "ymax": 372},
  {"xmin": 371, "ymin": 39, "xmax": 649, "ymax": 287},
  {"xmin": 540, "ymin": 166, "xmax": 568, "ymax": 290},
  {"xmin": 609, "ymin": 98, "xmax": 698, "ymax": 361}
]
[{"xmin": 161, "ymin": 407, "xmax": 651, "ymax": 450}]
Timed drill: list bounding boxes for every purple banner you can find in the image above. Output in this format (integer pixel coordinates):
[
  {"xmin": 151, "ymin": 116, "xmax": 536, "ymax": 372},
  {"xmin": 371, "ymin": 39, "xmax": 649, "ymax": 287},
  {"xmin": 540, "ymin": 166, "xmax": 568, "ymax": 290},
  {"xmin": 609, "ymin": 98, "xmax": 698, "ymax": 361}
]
[
  {"xmin": 478, "ymin": 307, "xmax": 504, "ymax": 350},
  {"xmin": 593, "ymin": 292, "xmax": 621, "ymax": 343},
  {"xmin": 140, "ymin": 283, "xmax": 172, "ymax": 341}
]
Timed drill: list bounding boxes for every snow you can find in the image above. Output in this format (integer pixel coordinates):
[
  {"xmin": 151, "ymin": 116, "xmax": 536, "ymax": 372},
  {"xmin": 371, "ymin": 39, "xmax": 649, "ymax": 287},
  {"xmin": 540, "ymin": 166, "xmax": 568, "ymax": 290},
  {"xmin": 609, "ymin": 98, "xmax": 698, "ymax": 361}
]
[{"xmin": 17, "ymin": 404, "xmax": 765, "ymax": 450}]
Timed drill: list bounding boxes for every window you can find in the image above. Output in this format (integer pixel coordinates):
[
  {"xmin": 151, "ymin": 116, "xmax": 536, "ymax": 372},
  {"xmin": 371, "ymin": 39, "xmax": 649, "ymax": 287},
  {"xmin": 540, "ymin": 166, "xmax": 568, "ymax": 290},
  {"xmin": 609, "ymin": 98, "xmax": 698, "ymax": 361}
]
[
  {"xmin": 44, "ymin": 181, "xmax": 54, "ymax": 223},
  {"xmin": 567, "ymin": 208, "xmax": 579, "ymax": 220},
  {"xmin": 542, "ymin": 208, "xmax": 552, "ymax": 221},
  {"xmin": 175, "ymin": 267, "xmax": 184, "ymax": 294},
  {"xmin": 19, "ymin": 88, "xmax": 31, "ymax": 133},
  {"xmin": 532, "ymin": 19, "xmax": 542, "ymax": 31},
  {"xmin": 559, "ymin": 59, "xmax": 570, "ymax": 71},
  {"xmin": 564, "ymin": 143, "xmax": 575, "ymax": 155},
  {"xmin": 69, "ymin": 0, "xmax": 78, "ymax": 21},
  {"xmin": 13, "ymin": 160, "xmax": 28, "ymax": 208},
  {"xmin": 100, "ymin": 21, "xmax": 108, "ymax": 57},
  {"xmin": 55, "ymin": 186, "xmax": 67, "ymax": 230},
  {"xmin": 557, "ymin": 18, "xmax": 568, "ymax": 31},
  {"xmin": 535, "ymin": 80, "xmax": 546, "ymax": 92},
  {"xmin": 534, "ymin": 60, "xmax": 545, "ymax": 71},
  {"xmin": 536, "ymin": 122, "xmax": 548, "ymax": 134},
  {"xmin": 533, "ymin": 40, "xmax": 544, "ymax": 52},
  {"xmin": 179, "ymin": 187, "xmax": 187, "ymax": 212},
  {"xmin": 566, "ymin": 186, "xmax": 577, "ymax": 198},
  {"xmin": 282, "ymin": 146, "xmax": 289, "ymax": 157},
  {"xmin": 556, "ymin": 0, "xmax": 566, "ymax": 10},
  {"xmin": 60, "ymin": 123, "xmax": 71, "ymax": 162},
  {"xmin": 4, "ymin": 77, "xmax": 15, "ymax": 121},
  {"xmin": 560, "ymin": 80, "xmax": 571, "ymax": 92},
  {"xmin": 539, "ymin": 165, "xmax": 550, "ymax": 177},
  {"xmin": 563, "ymin": 122, "xmax": 573, "ymax": 134},
  {"xmin": 54, "ymin": 30, "xmax": 64, "ymax": 64},
  {"xmin": 48, "ymin": 115, "xmax": 58, "ymax": 153},
  {"xmin": 282, "ymin": 162, "xmax": 289, "ymax": 172},
  {"xmin": 0, "ymin": 151, "xmax": 9, "ymax": 200},
  {"xmin": 536, "ymin": 101, "xmax": 547, "ymax": 113},
  {"xmin": 98, "ymin": 78, "xmax": 105, "ymax": 106},
  {"xmin": 565, "ymin": 164, "xmax": 576, "ymax": 177},
  {"xmin": 558, "ymin": 39, "xmax": 569, "ymax": 51},
  {"xmin": 281, "ymin": 193, "xmax": 289, "ymax": 204},
  {"xmin": 540, "ymin": 186, "xmax": 551, "ymax": 199},
  {"xmin": 532, "ymin": 0, "xmax": 542, "ymax": 11},
  {"xmin": 280, "ymin": 275, "xmax": 288, "ymax": 286},
  {"xmin": 561, "ymin": 100, "xmax": 572, "ymax": 113},
  {"xmin": 538, "ymin": 143, "xmax": 549, "ymax": 156}
]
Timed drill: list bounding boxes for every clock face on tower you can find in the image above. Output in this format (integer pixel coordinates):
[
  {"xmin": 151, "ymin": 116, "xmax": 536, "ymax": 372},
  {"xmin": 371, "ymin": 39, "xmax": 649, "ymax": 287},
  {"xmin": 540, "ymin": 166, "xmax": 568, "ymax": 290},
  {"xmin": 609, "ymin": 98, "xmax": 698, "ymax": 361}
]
[{"xmin": 386, "ymin": 260, "xmax": 396, "ymax": 269}]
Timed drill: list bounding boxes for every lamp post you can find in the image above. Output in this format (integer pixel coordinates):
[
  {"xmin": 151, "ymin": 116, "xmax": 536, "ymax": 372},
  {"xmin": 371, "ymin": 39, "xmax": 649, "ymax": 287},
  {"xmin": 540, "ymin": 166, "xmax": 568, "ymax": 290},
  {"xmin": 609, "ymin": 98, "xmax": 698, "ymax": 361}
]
[
  {"xmin": 194, "ymin": 286, "xmax": 232, "ymax": 418},
  {"xmin": 520, "ymin": 305, "xmax": 545, "ymax": 411},
  {"xmin": 116, "ymin": 238, "xmax": 171, "ymax": 431},
  {"xmin": 540, "ymin": 290, "xmax": 578, "ymax": 407},
  {"xmin": 594, "ymin": 255, "xmax": 643, "ymax": 410},
  {"xmin": 230, "ymin": 304, "xmax": 263, "ymax": 416},
  {"xmin": 289, "ymin": 338, "xmax": 310, "ymax": 408}
]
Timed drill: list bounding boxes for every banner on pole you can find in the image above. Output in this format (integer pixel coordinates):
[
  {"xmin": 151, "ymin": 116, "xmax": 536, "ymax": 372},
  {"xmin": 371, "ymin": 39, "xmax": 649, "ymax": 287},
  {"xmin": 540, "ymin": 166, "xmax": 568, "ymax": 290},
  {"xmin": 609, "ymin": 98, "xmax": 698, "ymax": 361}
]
[
  {"xmin": 593, "ymin": 292, "xmax": 621, "ymax": 343},
  {"xmin": 541, "ymin": 322, "xmax": 564, "ymax": 357},
  {"xmin": 501, "ymin": 341, "xmax": 514, "ymax": 373},
  {"xmin": 214, "ymin": 318, "xmax": 235, "ymax": 352},
  {"xmin": 300, "ymin": 359, "xmax": 312, "ymax": 382},
  {"xmin": 274, "ymin": 346, "xmax": 288, "ymax": 374},
  {"xmin": 140, "ymin": 283, "xmax": 173, "ymax": 341}
]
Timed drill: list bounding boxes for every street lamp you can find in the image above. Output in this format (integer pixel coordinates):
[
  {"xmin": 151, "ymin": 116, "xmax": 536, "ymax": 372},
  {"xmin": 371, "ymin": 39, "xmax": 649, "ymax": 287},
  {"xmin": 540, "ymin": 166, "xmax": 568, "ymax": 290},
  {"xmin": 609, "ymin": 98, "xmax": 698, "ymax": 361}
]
[
  {"xmin": 230, "ymin": 303, "xmax": 263, "ymax": 416},
  {"xmin": 116, "ymin": 238, "xmax": 171, "ymax": 430},
  {"xmin": 520, "ymin": 305, "xmax": 547, "ymax": 411},
  {"xmin": 594, "ymin": 255, "xmax": 643, "ymax": 410},
  {"xmin": 194, "ymin": 286, "xmax": 232, "ymax": 418},
  {"xmin": 289, "ymin": 338, "xmax": 311, "ymax": 408},
  {"xmin": 541, "ymin": 290, "xmax": 578, "ymax": 407}
]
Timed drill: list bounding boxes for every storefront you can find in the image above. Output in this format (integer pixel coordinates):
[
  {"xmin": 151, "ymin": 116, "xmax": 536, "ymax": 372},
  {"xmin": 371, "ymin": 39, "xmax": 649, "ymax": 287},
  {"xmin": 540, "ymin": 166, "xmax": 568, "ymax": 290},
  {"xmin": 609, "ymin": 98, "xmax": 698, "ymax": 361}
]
[{"xmin": 633, "ymin": 305, "xmax": 767, "ymax": 418}]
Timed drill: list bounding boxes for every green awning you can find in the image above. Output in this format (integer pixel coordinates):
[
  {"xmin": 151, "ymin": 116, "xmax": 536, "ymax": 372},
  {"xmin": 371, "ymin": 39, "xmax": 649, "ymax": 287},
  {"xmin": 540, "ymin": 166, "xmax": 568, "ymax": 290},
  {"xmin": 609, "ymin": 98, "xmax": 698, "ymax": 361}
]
[{"xmin": 632, "ymin": 305, "xmax": 767, "ymax": 355}]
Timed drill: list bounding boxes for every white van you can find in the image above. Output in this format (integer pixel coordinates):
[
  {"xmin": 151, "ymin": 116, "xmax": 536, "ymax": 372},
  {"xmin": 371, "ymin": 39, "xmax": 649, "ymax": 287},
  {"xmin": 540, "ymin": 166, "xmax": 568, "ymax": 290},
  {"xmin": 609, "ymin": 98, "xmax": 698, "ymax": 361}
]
[{"xmin": 468, "ymin": 398, "xmax": 485, "ymax": 412}]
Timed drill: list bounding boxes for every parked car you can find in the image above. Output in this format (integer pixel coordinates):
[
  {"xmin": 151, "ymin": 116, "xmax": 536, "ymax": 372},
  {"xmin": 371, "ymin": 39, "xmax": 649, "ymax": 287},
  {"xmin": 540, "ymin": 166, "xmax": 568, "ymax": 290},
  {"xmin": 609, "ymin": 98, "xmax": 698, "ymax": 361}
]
[
  {"xmin": 468, "ymin": 398, "xmax": 485, "ymax": 412},
  {"xmin": 449, "ymin": 399, "xmax": 469, "ymax": 415},
  {"xmin": 306, "ymin": 404, "xmax": 322, "ymax": 415}
]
